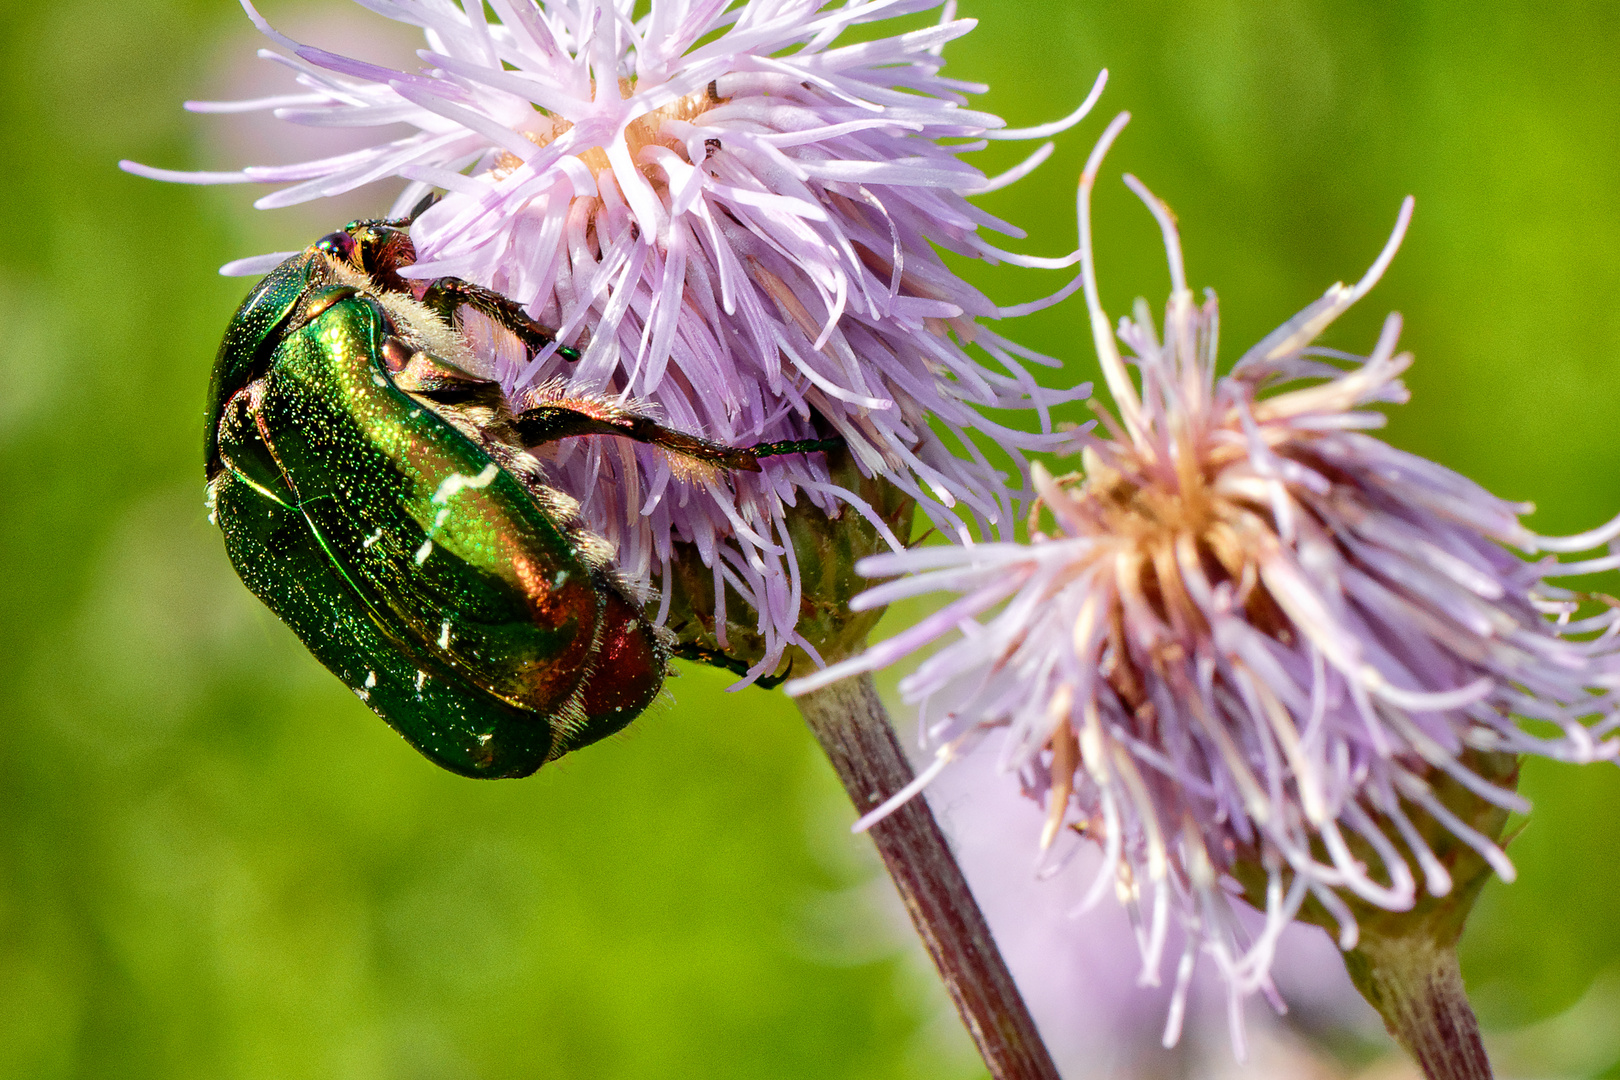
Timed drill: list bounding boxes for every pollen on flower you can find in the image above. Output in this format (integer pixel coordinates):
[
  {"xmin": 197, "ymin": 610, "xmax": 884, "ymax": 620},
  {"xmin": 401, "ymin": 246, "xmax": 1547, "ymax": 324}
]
[{"xmin": 789, "ymin": 110, "xmax": 1620, "ymax": 1053}]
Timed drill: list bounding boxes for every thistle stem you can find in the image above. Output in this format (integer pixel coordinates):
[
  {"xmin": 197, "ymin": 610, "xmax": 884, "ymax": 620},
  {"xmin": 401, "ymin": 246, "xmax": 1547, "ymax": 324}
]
[
  {"xmin": 795, "ymin": 673, "xmax": 1062, "ymax": 1080},
  {"xmin": 1344, "ymin": 937, "xmax": 1493, "ymax": 1080}
]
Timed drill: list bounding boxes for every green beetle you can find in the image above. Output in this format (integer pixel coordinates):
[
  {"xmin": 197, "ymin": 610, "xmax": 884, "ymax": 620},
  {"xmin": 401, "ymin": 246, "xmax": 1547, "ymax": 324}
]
[{"xmin": 207, "ymin": 216, "xmax": 835, "ymax": 778}]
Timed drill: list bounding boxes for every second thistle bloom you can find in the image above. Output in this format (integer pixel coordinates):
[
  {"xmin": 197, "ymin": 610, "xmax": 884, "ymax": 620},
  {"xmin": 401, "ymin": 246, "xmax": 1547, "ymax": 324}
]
[{"xmin": 791, "ymin": 113, "xmax": 1620, "ymax": 1041}]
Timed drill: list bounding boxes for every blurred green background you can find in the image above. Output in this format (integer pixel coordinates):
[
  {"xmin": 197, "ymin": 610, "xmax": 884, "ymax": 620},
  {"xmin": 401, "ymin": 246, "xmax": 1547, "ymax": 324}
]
[{"xmin": 1, "ymin": 0, "xmax": 1617, "ymax": 1076}]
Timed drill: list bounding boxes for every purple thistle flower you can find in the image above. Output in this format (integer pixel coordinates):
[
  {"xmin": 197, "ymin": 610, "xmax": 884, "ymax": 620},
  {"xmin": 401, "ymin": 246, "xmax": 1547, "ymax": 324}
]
[
  {"xmin": 124, "ymin": 0, "xmax": 1100, "ymax": 679},
  {"xmin": 929, "ymin": 739, "xmax": 1380, "ymax": 1076},
  {"xmin": 788, "ymin": 111, "xmax": 1620, "ymax": 1047}
]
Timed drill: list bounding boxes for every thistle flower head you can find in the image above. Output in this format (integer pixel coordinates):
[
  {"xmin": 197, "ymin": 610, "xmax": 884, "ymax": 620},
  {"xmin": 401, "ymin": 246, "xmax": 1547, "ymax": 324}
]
[
  {"xmin": 790, "ymin": 112, "xmax": 1620, "ymax": 1046},
  {"xmin": 126, "ymin": 0, "xmax": 1100, "ymax": 678},
  {"xmin": 933, "ymin": 739, "xmax": 1377, "ymax": 1074}
]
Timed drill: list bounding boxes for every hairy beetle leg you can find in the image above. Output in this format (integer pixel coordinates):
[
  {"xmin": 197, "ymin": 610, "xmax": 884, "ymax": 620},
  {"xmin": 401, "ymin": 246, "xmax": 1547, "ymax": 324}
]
[
  {"xmin": 384, "ymin": 343, "xmax": 508, "ymax": 410},
  {"xmin": 420, "ymin": 277, "xmax": 583, "ymax": 363},
  {"xmin": 514, "ymin": 399, "xmax": 843, "ymax": 472}
]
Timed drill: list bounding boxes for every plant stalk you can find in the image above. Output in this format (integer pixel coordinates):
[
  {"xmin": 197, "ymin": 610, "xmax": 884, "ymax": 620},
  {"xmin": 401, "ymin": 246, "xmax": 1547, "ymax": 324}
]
[
  {"xmin": 1344, "ymin": 936, "xmax": 1493, "ymax": 1080},
  {"xmin": 796, "ymin": 672, "xmax": 1062, "ymax": 1080}
]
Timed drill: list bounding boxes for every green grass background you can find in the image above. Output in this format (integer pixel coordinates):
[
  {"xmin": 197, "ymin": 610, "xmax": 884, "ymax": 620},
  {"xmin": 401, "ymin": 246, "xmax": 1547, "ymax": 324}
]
[{"xmin": 0, "ymin": 0, "xmax": 1617, "ymax": 1076}]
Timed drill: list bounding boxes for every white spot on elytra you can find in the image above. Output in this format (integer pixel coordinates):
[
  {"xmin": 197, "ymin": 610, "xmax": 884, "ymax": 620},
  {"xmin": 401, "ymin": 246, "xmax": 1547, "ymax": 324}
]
[
  {"xmin": 364, "ymin": 670, "xmax": 377, "ymax": 688},
  {"xmin": 354, "ymin": 687, "xmax": 370, "ymax": 701},
  {"xmin": 476, "ymin": 733, "xmax": 493, "ymax": 746},
  {"xmin": 438, "ymin": 620, "xmax": 452, "ymax": 649},
  {"xmin": 414, "ymin": 670, "xmax": 427, "ymax": 692},
  {"xmin": 432, "ymin": 462, "xmax": 500, "ymax": 505},
  {"xmin": 412, "ymin": 465, "xmax": 498, "ymax": 563},
  {"xmin": 361, "ymin": 527, "xmax": 384, "ymax": 550}
]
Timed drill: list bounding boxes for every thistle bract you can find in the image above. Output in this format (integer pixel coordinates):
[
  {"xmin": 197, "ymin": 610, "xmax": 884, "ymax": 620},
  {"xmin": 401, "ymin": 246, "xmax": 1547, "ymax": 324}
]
[
  {"xmin": 790, "ymin": 113, "xmax": 1620, "ymax": 1045},
  {"xmin": 125, "ymin": 0, "xmax": 1099, "ymax": 679}
]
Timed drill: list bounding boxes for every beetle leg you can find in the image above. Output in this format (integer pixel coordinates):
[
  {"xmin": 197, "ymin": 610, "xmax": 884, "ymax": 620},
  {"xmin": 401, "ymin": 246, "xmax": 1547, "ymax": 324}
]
[
  {"xmin": 419, "ymin": 277, "xmax": 583, "ymax": 363},
  {"xmin": 383, "ymin": 340, "xmax": 508, "ymax": 409},
  {"xmin": 214, "ymin": 381, "xmax": 300, "ymax": 508},
  {"xmin": 670, "ymin": 642, "xmax": 791, "ymax": 689},
  {"xmin": 514, "ymin": 398, "xmax": 842, "ymax": 472},
  {"xmin": 516, "ymin": 404, "xmax": 762, "ymax": 471},
  {"xmin": 738, "ymin": 436, "xmax": 849, "ymax": 462}
]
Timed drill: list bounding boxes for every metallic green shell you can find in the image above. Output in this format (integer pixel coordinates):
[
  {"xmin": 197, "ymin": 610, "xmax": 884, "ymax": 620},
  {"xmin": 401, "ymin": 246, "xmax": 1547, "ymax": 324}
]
[{"xmin": 208, "ymin": 242, "xmax": 665, "ymax": 778}]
